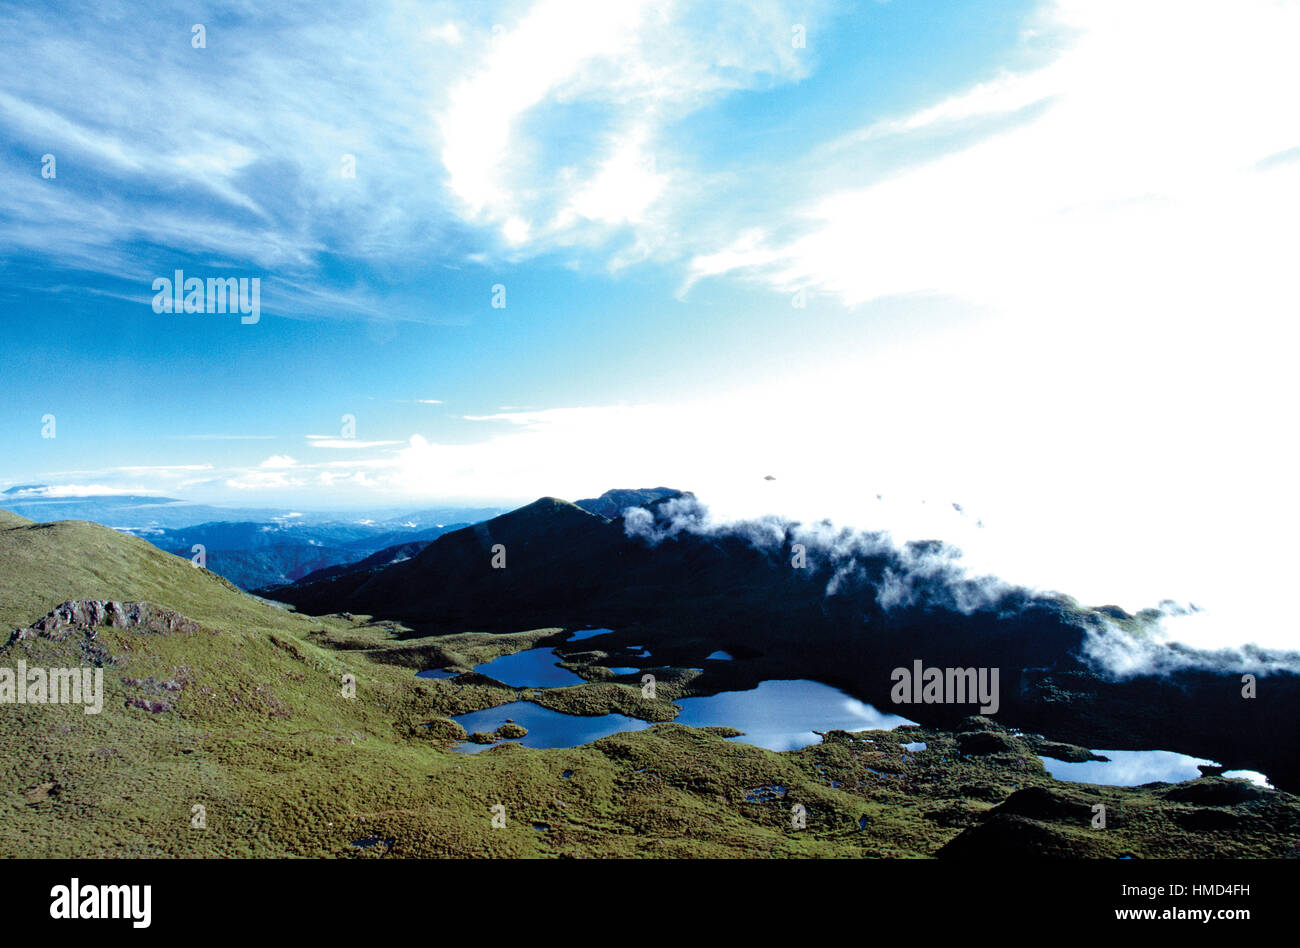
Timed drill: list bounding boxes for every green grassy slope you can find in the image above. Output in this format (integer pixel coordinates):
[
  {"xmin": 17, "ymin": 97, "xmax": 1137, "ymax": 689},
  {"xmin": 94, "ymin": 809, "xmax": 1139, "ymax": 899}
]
[
  {"xmin": 0, "ymin": 518, "xmax": 311, "ymax": 634},
  {"xmin": 0, "ymin": 510, "xmax": 33, "ymax": 529}
]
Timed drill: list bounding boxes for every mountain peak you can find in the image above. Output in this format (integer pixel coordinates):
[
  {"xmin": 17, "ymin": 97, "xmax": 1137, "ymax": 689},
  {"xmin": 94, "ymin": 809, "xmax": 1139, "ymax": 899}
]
[
  {"xmin": 575, "ymin": 487, "xmax": 684, "ymax": 520},
  {"xmin": 494, "ymin": 496, "xmax": 604, "ymax": 528},
  {"xmin": 2, "ymin": 484, "xmax": 47, "ymax": 495}
]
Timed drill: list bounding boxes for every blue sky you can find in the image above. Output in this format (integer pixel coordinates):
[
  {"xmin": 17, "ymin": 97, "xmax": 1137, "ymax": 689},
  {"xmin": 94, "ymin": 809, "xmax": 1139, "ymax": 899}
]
[
  {"xmin": 3, "ymin": 0, "xmax": 1300, "ymax": 647},
  {"xmin": 1, "ymin": 0, "xmax": 1045, "ymax": 501}
]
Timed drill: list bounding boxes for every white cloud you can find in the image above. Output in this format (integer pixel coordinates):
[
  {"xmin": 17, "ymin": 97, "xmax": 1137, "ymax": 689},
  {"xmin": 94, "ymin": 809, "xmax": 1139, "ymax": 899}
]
[
  {"xmin": 436, "ymin": 0, "xmax": 818, "ymax": 247},
  {"xmin": 561, "ymin": 125, "xmax": 667, "ymax": 227},
  {"xmin": 114, "ymin": 465, "xmax": 213, "ymax": 474},
  {"xmin": 2, "ymin": 484, "xmax": 164, "ymax": 498},
  {"xmin": 438, "ymin": 0, "xmax": 658, "ymax": 220},
  {"xmin": 225, "ymin": 470, "xmax": 303, "ymax": 491},
  {"xmin": 318, "ymin": 470, "xmax": 377, "ymax": 488},
  {"xmin": 173, "ymin": 435, "xmax": 276, "ymax": 441},
  {"xmin": 427, "ymin": 22, "xmax": 464, "ymax": 45},
  {"xmin": 306, "ymin": 438, "xmax": 403, "ymax": 449},
  {"xmin": 687, "ymin": 0, "xmax": 1300, "ymax": 317}
]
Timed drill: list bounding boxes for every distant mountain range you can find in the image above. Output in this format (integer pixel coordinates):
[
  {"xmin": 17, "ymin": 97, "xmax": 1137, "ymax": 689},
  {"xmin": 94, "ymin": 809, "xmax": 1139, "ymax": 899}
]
[
  {"xmin": 0, "ymin": 486, "xmax": 505, "ymax": 590},
  {"xmin": 257, "ymin": 487, "xmax": 686, "ymax": 592},
  {"xmin": 140, "ymin": 520, "xmax": 473, "ymax": 590},
  {"xmin": 0, "ymin": 485, "xmax": 682, "ymax": 593},
  {"xmin": 0, "ymin": 485, "xmax": 504, "ymax": 530}
]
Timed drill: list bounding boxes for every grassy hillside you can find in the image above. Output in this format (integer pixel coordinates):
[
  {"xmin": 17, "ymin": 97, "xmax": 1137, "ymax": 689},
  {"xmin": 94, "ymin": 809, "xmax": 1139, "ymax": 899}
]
[
  {"xmin": 0, "ymin": 518, "xmax": 312, "ymax": 634},
  {"xmin": 2, "ymin": 515, "xmax": 1297, "ymax": 858}
]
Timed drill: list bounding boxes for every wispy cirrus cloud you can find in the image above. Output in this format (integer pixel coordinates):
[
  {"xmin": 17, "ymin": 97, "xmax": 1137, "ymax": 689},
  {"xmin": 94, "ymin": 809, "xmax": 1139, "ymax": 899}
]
[
  {"xmin": 171, "ymin": 434, "xmax": 276, "ymax": 441},
  {"xmin": 0, "ymin": 0, "xmax": 825, "ymax": 317},
  {"xmin": 305, "ymin": 436, "xmax": 403, "ymax": 449}
]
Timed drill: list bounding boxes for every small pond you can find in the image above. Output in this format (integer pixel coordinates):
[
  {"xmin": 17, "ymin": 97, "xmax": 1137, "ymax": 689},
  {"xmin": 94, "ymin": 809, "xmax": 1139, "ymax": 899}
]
[
  {"xmin": 674, "ymin": 679, "xmax": 916, "ymax": 752},
  {"xmin": 471, "ymin": 647, "xmax": 585, "ymax": 688},
  {"xmin": 450, "ymin": 701, "xmax": 653, "ymax": 753},
  {"xmin": 1037, "ymin": 749, "xmax": 1250, "ymax": 786}
]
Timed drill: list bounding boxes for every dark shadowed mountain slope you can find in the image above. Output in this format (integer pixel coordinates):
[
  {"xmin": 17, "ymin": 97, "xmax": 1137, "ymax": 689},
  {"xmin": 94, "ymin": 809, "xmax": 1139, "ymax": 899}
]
[
  {"xmin": 263, "ymin": 497, "xmax": 617, "ymax": 622},
  {"xmin": 262, "ymin": 525, "xmax": 470, "ymax": 590}
]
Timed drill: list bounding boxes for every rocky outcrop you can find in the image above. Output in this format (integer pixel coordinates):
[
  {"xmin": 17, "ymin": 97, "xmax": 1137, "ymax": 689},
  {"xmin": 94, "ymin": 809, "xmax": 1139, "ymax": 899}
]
[
  {"xmin": 5, "ymin": 600, "xmax": 202, "ymax": 666},
  {"xmin": 9, "ymin": 600, "xmax": 201, "ymax": 641}
]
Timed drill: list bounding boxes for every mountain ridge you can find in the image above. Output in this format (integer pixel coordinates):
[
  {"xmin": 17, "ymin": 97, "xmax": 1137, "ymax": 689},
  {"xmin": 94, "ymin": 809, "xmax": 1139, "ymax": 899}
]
[{"xmin": 263, "ymin": 492, "xmax": 1300, "ymax": 792}]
